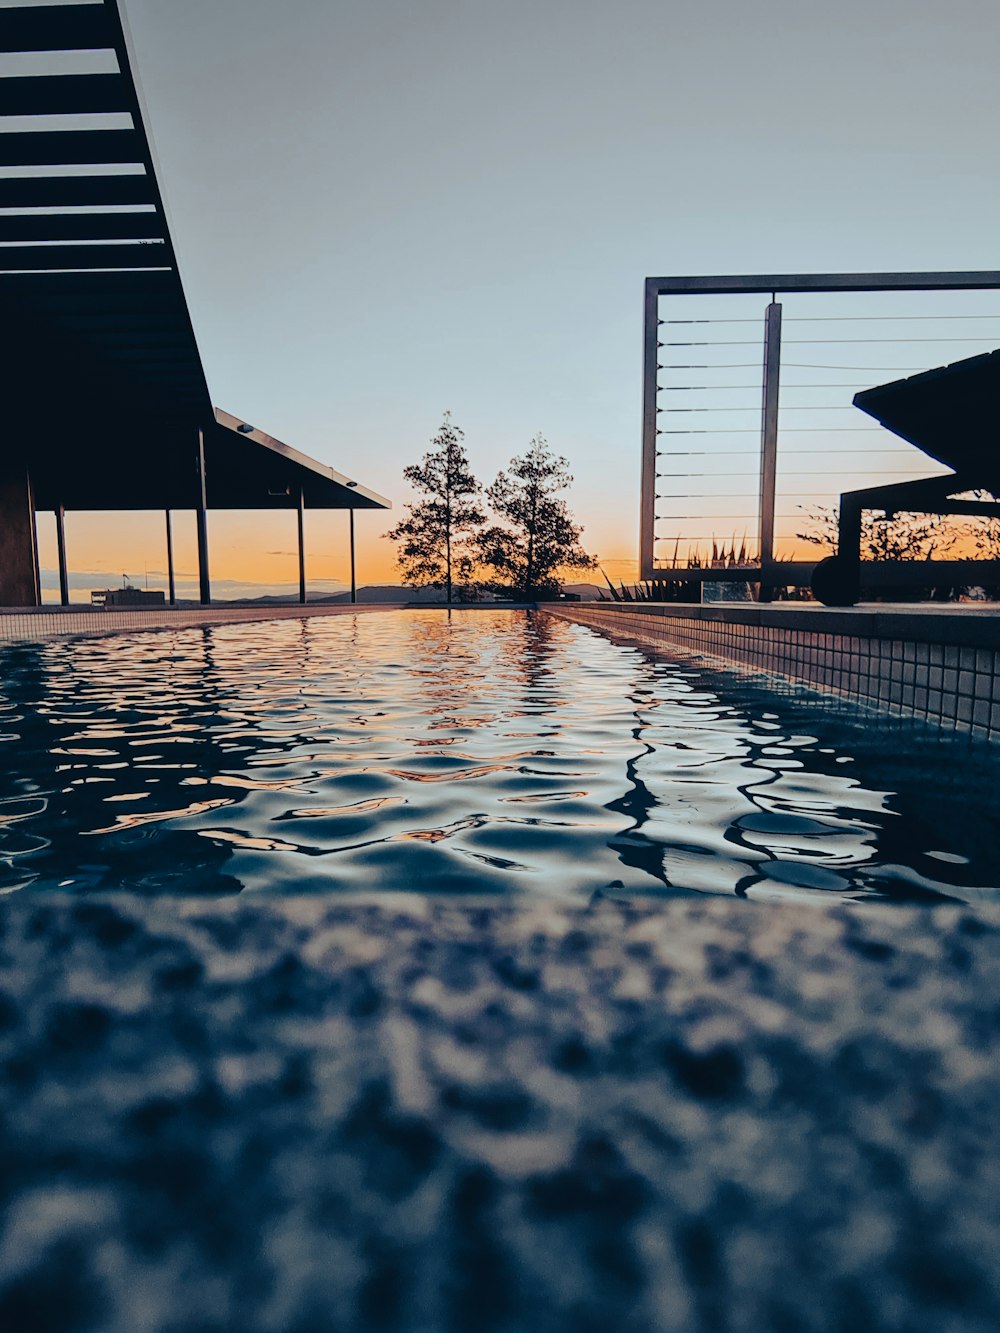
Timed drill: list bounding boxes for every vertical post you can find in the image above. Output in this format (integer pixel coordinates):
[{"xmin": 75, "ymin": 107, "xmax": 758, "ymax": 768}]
[
  {"xmin": 758, "ymin": 300, "xmax": 782, "ymax": 600},
  {"xmin": 55, "ymin": 504, "xmax": 69, "ymax": 606},
  {"xmin": 165, "ymin": 509, "xmax": 176, "ymax": 605},
  {"xmin": 195, "ymin": 428, "xmax": 211, "ymax": 606},
  {"xmin": 639, "ymin": 278, "xmax": 659, "ymax": 582},
  {"xmin": 349, "ymin": 508, "xmax": 357, "ymax": 604},
  {"xmin": 297, "ymin": 486, "xmax": 307, "ymax": 605},
  {"xmin": 837, "ymin": 494, "xmax": 863, "ymax": 604},
  {"xmin": 28, "ymin": 472, "xmax": 40, "ymax": 607},
  {"xmin": 0, "ymin": 461, "xmax": 41, "ymax": 607}
]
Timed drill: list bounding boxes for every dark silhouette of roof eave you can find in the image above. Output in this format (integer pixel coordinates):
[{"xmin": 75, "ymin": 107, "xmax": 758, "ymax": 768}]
[
  {"xmin": 212, "ymin": 411, "xmax": 391, "ymax": 510},
  {"xmin": 22, "ymin": 409, "xmax": 392, "ymax": 514}
]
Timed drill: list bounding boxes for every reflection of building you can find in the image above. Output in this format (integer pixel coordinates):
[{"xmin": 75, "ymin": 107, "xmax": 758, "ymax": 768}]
[{"xmin": 0, "ymin": 1, "xmax": 389, "ymax": 609}]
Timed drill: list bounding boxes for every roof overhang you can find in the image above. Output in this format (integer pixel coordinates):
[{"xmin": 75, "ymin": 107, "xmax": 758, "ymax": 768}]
[
  {"xmin": 1, "ymin": 1, "xmax": 390, "ymax": 518},
  {"xmin": 853, "ymin": 348, "xmax": 1000, "ymax": 486},
  {"xmin": 21, "ymin": 408, "xmax": 390, "ymax": 513},
  {"xmin": 207, "ymin": 410, "xmax": 390, "ymax": 511}
]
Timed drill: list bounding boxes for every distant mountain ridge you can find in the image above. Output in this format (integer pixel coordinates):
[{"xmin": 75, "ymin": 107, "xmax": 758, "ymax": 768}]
[{"xmin": 172, "ymin": 583, "xmax": 604, "ymax": 607}]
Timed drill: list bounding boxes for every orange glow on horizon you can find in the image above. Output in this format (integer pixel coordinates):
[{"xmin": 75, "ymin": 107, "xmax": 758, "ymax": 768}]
[
  {"xmin": 35, "ymin": 502, "xmax": 996, "ymax": 605},
  {"xmin": 37, "ymin": 508, "xmax": 640, "ymax": 603}
]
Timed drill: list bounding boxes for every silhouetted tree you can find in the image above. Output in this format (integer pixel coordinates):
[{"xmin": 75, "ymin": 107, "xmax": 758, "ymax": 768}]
[
  {"xmin": 386, "ymin": 414, "xmax": 485, "ymax": 603},
  {"xmin": 960, "ymin": 493, "xmax": 1000, "ymax": 560},
  {"xmin": 796, "ymin": 503, "xmax": 958, "ymax": 562},
  {"xmin": 476, "ymin": 435, "xmax": 596, "ymax": 598}
]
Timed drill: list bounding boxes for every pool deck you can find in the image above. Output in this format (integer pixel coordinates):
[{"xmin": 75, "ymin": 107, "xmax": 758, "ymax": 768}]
[
  {"xmin": 0, "ymin": 891, "xmax": 995, "ymax": 1331},
  {"xmin": 0, "ymin": 601, "xmax": 405, "ymax": 645}
]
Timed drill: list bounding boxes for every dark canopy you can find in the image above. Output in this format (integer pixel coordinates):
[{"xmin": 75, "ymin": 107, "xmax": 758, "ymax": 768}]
[
  {"xmin": 853, "ymin": 348, "xmax": 1000, "ymax": 488},
  {"xmin": 23, "ymin": 408, "xmax": 389, "ymax": 514},
  {"xmin": 0, "ymin": 0, "xmax": 389, "ymax": 516}
]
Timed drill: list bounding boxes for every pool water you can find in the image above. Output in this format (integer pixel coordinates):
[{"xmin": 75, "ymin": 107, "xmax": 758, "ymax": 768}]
[{"xmin": 0, "ymin": 609, "xmax": 997, "ymax": 903}]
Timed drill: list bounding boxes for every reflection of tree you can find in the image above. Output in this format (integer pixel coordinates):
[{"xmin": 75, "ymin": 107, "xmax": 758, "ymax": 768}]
[{"xmin": 516, "ymin": 609, "xmax": 558, "ymax": 698}]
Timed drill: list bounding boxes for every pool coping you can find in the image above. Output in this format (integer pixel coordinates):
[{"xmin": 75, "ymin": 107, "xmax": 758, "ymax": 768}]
[
  {"xmin": 0, "ymin": 602, "xmax": 407, "ymax": 645},
  {"xmin": 569, "ymin": 600, "xmax": 1000, "ymax": 648}
]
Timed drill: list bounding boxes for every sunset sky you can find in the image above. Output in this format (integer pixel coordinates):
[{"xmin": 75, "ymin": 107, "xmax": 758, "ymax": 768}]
[{"xmin": 15, "ymin": 0, "xmax": 1000, "ymax": 598}]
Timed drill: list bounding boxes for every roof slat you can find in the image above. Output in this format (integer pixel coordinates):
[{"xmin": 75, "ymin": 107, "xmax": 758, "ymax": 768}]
[
  {"xmin": 0, "ymin": 174, "xmax": 154, "ymax": 208},
  {"xmin": 112, "ymin": 370, "xmax": 208, "ymax": 382},
  {"xmin": 50, "ymin": 319, "xmax": 195, "ymax": 342},
  {"xmin": 21, "ymin": 301, "xmax": 182, "ymax": 324},
  {"xmin": 98, "ymin": 346, "xmax": 204, "ymax": 362},
  {"xmin": 0, "ymin": 129, "xmax": 140, "ymax": 167},
  {"xmin": 0, "ymin": 73, "xmax": 129, "ymax": 116},
  {"xmin": 0, "ymin": 266, "xmax": 176, "ymax": 297},
  {"xmin": 0, "ymin": 241, "xmax": 169, "ymax": 271},
  {"xmin": 0, "ymin": 5, "xmax": 115, "ymax": 53},
  {"xmin": 0, "ymin": 212, "xmax": 164, "ymax": 243},
  {"xmin": 0, "ymin": 272, "xmax": 182, "ymax": 308}
]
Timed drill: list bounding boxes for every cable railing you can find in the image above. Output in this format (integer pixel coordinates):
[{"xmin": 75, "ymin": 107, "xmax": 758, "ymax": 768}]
[{"xmin": 646, "ymin": 283, "xmax": 1000, "ymax": 575}]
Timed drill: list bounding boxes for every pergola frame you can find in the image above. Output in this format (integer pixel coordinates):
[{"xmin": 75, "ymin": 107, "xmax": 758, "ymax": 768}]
[
  {"xmin": 0, "ymin": 2, "xmax": 390, "ymax": 608},
  {"xmin": 26, "ymin": 408, "xmax": 389, "ymax": 610}
]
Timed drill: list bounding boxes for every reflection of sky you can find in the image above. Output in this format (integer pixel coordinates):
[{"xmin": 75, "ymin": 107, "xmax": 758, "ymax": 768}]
[
  {"xmin": 613, "ymin": 656, "xmax": 997, "ymax": 903},
  {"xmin": 0, "ymin": 610, "xmax": 996, "ymax": 901},
  {"xmin": 630, "ymin": 689, "xmax": 889, "ymax": 897},
  {"xmin": 5, "ymin": 0, "xmax": 1000, "ymax": 585}
]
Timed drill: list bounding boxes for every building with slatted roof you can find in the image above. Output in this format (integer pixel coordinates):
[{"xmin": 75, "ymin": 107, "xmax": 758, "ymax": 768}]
[{"xmin": 0, "ymin": 0, "xmax": 390, "ymax": 608}]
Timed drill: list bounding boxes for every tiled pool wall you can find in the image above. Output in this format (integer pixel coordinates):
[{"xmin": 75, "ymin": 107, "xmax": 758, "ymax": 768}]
[
  {"xmin": 546, "ymin": 602, "xmax": 1000, "ymax": 741},
  {"xmin": 0, "ymin": 602, "xmax": 404, "ymax": 645}
]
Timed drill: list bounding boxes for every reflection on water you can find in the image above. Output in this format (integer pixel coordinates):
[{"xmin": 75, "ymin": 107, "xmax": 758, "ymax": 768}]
[{"xmin": 0, "ymin": 609, "xmax": 997, "ymax": 903}]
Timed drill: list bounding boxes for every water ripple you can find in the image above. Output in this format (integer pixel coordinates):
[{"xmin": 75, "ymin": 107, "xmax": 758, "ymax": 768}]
[{"xmin": 0, "ymin": 609, "xmax": 997, "ymax": 902}]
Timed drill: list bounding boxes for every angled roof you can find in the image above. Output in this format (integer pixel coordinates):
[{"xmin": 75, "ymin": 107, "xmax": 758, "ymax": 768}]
[
  {"xmin": 0, "ymin": 0, "xmax": 211, "ymax": 422},
  {"xmin": 25, "ymin": 408, "xmax": 391, "ymax": 513},
  {"xmin": 853, "ymin": 348, "xmax": 1000, "ymax": 487},
  {"xmin": 0, "ymin": 0, "xmax": 389, "ymax": 512}
]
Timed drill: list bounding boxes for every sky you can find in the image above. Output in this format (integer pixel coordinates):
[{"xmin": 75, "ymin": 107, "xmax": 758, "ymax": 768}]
[{"xmin": 16, "ymin": 0, "xmax": 1000, "ymax": 597}]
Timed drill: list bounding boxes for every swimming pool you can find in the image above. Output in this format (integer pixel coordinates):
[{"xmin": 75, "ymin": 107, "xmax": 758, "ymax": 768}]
[{"xmin": 0, "ymin": 609, "xmax": 997, "ymax": 902}]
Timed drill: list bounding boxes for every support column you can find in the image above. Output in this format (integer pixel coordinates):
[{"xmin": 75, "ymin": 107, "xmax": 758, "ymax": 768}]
[
  {"xmin": 639, "ymin": 278, "xmax": 659, "ymax": 582},
  {"xmin": 297, "ymin": 487, "xmax": 307, "ymax": 605},
  {"xmin": 165, "ymin": 510, "xmax": 176, "ymax": 605},
  {"xmin": 349, "ymin": 509, "xmax": 357, "ymax": 604},
  {"xmin": 0, "ymin": 461, "xmax": 40, "ymax": 607},
  {"xmin": 195, "ymin": 428, "xmax": 211, "ymax": 605},
  {"xmin": 758, "ymin": 299, "xmax": 782, "ymax": 601},
  {"xmin": 55, "ymin": 504, "xmax": 69, "ymax": 606}
]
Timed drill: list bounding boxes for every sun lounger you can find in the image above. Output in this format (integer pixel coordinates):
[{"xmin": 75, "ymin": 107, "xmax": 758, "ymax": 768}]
[{"xmin": 811, "ymin": 349, "xmax": 1000, "ymax": 605}]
